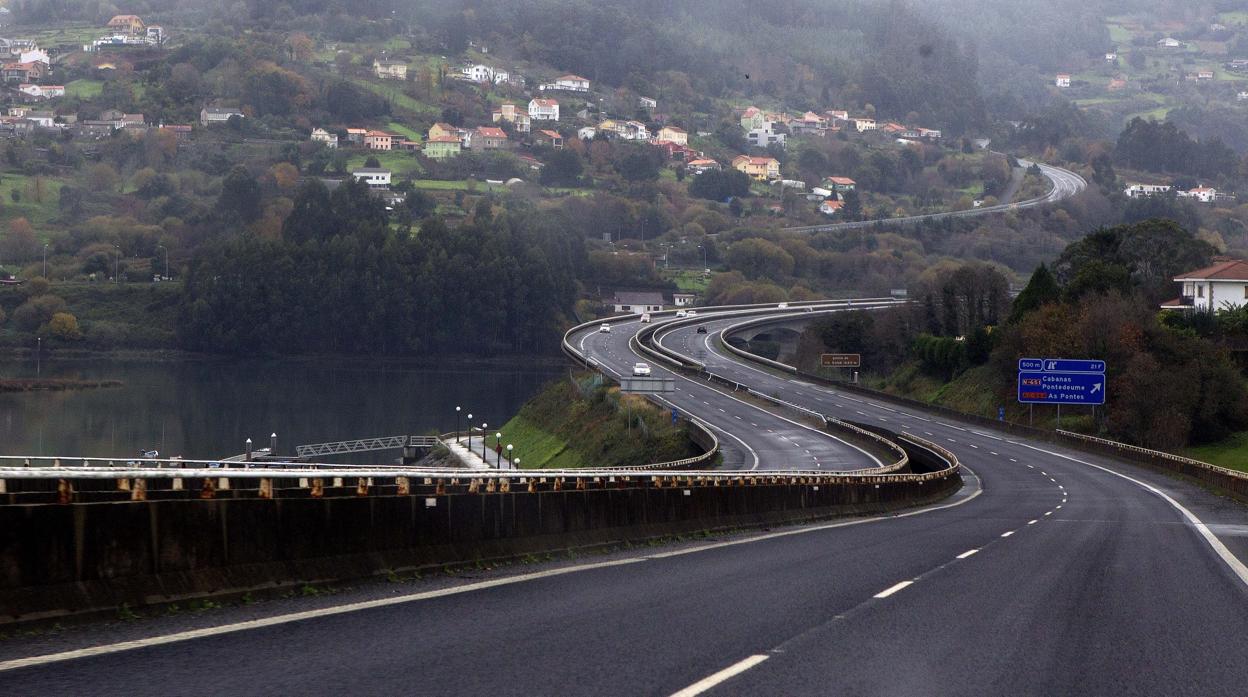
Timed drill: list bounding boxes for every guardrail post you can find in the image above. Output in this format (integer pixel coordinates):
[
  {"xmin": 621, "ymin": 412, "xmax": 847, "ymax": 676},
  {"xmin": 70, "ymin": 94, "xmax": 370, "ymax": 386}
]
[
  {"xmin": 171, "ymin": 477, "xmax": 183, "ymax": 491},
  {"xmin": 218, "ymin": 477, "xmax": 230, "ymax": 491},
  {"xmin": 131, "ymin": 478, "xmax": 147, "ymax": 501},
  {"xmin": 57, "ymin": 479, "xmax": 72, "ymax": 504},
  {"xmin": 200, "ymin": 478, "xmax": 215, "ymax": 499}
]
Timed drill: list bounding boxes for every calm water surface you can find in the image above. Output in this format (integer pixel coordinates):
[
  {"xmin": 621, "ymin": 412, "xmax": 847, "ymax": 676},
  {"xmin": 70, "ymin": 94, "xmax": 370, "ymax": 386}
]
[{"xmin": 0, "ymin": 358, "xmax": 562, "ymax": 460}]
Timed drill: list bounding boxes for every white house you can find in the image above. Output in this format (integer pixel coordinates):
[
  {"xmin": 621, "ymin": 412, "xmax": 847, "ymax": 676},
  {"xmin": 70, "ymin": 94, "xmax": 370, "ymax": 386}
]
[
  {"xmin": 1162, "ymin": 259, "xmax": 1248, "ymax": 312},
  {"xmin": 577, "ymin": 126, "xmax": 597, "ymax": 140},
  {"xmin": 1105, "ymin": 52, "xmax": 1118, "ymax": 62},
  {"xmin": 351, "ymin": 168, "xmax": 392, "ymax": 189},
  {"xmin": 24, "ymin": 110, "xmax": 55, "ymax": 128},
  {"xmin": 200, "ymin": 107, "xmax": 244, "ymax": 126},
  {"xmin": 461, "ymin": 64, "xmax": 508, "ymax": 84},
  {"xmin": 373, "ymin": 59, "xmax": 408, "ymax": 80},
  {"xmin": 528, "ymin": 98, "xmax": 559, "ymax": 121},
  {"xmin": 1123, "ymin": 183, "xmax": 1171, "ymax": 198},
  {"xmin": 747, "ymin": 124, "xmax": 785, "ymax": 148},
  {"xmin": 638, "ymin": 96, "xmax": 657, "ymax": 109},
  {"xmin": 852, "ymin": 117, "xmax": 877, "ymax": 132},
  {"xmin": 546, "ymin": 74, "xmax": 590, "ymax": 92},
  {"xmin": 1178, "ymin": 186, "xmax": 1218, "ymax": 203},
  {"xmin": 311, "ymin": 127, "xmax": 338, "ymax": 148},
  {"xmin": 18, "ymin": 83, "xmax": 63, "ymax": 99},
  {"xmin": 1157, "ymin": 37, "xmax": 1182, "ymax": 48},
  {"xmin": 819, "ymin": 200, "xmax": 844, "ymax": 216},
  {"xmin": 673, "ymin": 293, "xmax": 696, "ymax": 307},
  {"xmin": 611, "ymin": 291, "xmax": 664, "ymax": 314},
  {"xmin": 1055, "ymin": 74, "xmax": 1071, "ymax": 88}
]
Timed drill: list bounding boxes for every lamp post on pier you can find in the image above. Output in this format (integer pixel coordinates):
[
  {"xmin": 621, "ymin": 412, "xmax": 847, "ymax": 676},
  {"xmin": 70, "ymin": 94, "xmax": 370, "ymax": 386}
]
[
  {"xmin": 455, "ymin": 406, "xmax": 461, "ymax": 441},
  {"xmin": 507, "ymin": 444, "xmax": 514, "ymax": 469},
  {"xmin": 480, "ymin": 422, "xmax": 488, "ymax": 459}
]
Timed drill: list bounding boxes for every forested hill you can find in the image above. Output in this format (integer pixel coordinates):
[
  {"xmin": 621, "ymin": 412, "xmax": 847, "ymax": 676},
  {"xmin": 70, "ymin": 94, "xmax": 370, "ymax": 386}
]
[{"xmin": 428, "ymin": 0, "xmax": 988, "ymax": 133}]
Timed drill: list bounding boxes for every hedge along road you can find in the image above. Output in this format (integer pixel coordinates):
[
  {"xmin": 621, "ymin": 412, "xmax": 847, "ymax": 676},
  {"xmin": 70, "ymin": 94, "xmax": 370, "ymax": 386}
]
[{"xmin": 6, "ymin": 303, "xmax": 1248, "ymax": 697}]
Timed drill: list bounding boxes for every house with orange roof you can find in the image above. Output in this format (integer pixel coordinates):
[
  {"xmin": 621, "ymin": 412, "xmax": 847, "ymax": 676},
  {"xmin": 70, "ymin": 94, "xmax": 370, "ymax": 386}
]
[
  {"xmin": 732, "ymin": 154, "xmax": 780, "ymax": 180},
  {"xmin": 1162, "ymin": 259, "xmax": 1248, "ymax": 312}
]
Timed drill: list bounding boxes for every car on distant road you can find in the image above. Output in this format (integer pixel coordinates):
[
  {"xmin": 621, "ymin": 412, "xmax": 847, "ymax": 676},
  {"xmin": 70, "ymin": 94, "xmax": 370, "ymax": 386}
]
[
  {"xmin": 633, "ymin": 362, "xmax": 651, "ymax": 376},
  {"xmin": 696, "ymin": 326, "xmax": 707, "ymax": 334},
  {"xmin": 778, "ymin": 302, "xmax": 788, "ymax": 309},
  {"xmin": 640, "ymin": 313, "xmax": 651, "ymax": 323},
  {"xmin": 675, "ymin": 310, "xmax": 688, "ymax": 318},
  {"xmin": 686, "ymin": 310, "xmax": 697, "ymax": 317},
  {"xmin": 599, "ymin": 323, "xmax": 611, "ymax": 333}
]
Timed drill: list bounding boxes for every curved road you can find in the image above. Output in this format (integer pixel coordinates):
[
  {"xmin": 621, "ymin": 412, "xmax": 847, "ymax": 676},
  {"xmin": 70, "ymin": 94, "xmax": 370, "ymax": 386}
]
[
  {"xmin": 783, "ymin": 159, "xmax": 1087, "ymax": 233},
  {"xmin": 4, "ymin": 303, "xmax": 1248, "ymax": 696}
]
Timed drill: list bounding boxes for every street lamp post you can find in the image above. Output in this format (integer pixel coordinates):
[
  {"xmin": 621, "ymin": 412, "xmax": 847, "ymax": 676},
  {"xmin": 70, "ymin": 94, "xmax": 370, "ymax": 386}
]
[
  {"xmin": 42, "ymin": 243, "xmax": 48, "ymax": 278},
  {"xmin": 35, "ymin": 336, "xmax": 41, "ymax": 376},
  {"xmin": 113, "ymin": 245, "xmax": 121, "ymax": 283},
  {"xmin": 495, "ymin": 432, "xmax": 502, "ymax": 467},
  {"xmin": 455, "ymin": 406, "xmax": 461, "ymax": 441},
  {"xmin": 480, "ymin": 422, "xmax": 488, "ymax": 459},
  {"xmin": 466, "ymin": 413, "xmax": 473, "ymax": 450},
  {"xmin": 514, "ymin": 457, "xmax": 520, "ymax": 470},
  {"xmin": 507, "ymin": 444, "xmax": 513, "ymax": 469},
  {"xmin": 158, "ymin": 244, "xmax": 168, "ymax": 280}
]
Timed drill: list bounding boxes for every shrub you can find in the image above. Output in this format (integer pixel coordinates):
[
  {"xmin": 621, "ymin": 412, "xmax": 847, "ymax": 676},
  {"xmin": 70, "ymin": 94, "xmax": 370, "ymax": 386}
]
[{"xmin": 46, "ymin": 312, "xmax": 82, "ymax": 341}]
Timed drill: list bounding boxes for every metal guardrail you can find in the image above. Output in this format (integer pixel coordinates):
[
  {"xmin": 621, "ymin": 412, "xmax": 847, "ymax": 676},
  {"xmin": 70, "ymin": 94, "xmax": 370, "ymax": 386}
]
[{"xmin": 1055, "ymin": 430, "xmax": 1248, "ymax": 498}]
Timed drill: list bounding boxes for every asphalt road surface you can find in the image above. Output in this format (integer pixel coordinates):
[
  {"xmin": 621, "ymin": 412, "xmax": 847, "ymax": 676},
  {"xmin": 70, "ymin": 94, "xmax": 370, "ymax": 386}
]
[{"xmin": 5, "ymin": 305, "xmax": 1248, "ymax": 697}]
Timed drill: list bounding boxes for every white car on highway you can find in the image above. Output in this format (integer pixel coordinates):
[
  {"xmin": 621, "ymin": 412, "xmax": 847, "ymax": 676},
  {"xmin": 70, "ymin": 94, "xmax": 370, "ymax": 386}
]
[
  {"xmin": 633, "ymin": 363, "xmax": 651, "ymax": 376},
  {"xmin": 599, "ymin": 323, "xmax": 611, "ymax": 333}
]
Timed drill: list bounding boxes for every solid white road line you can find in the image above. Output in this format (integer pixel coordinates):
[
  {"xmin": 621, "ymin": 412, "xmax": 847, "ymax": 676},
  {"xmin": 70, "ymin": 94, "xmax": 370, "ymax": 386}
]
[
  {"xmin": 0, "ymin": 558, "xmax": 649, "ymax": 674},
  {"xmin": 1028, "ymin": 520, "xmax": 1038, "ymax": 525},
  {"xmin": 874, "ymin": 580, "xmax": 914, "ymax": 599},
  {"xmin": 1001, "ymin": 531, "xmax": 1015, "ymax": 538},
  {"xmin": 1007, "ymin": 440, "xmax": 1248, "ymax": 588},
  {"xmin": 956, "ymin": 549, "xmax": 979, "ymax": 559},
  {"xmin": 670, "ymin": 655, "xmax": 770, "ymax": 697}
]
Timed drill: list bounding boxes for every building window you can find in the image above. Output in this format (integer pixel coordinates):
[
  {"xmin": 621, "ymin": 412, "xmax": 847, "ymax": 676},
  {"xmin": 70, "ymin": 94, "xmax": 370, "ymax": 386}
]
[{"xmin": 1197, "ymin": 286, "xmax": 1204, "ymax": 298}]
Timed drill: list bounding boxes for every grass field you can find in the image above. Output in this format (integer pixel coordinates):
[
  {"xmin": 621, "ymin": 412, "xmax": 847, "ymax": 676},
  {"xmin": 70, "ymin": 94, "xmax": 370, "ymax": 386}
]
[
  {"xmin": 65, "ymin": 79, "xmax": 104, "ymax": 99},
  {"xmin": 386, "ymin": 121, "xmax": 423, "ymax": 141},
  {"xmin": 412, "ymin": 179, "xmax": 508, "ymax": 192},
  {"xmin": 1183, "ymin": 432, "xmax": 1248, "ymax": 474},
  {"xmin": 0, "ymin": 173, "xmax": 65, "ymax": 227},
  {"xmin": 1217, "ymin": 11, "xmax": 1248, "ymax": 26},
  {"xmin": 1106, "ymin": 21, "xmax": 1134, "ymax": 44},
  {"xmin": 350, "ymin": 78, "xmax": 438, "ymax": 116},
  {"xmin": 663, "ymin": 269, "xmax": 711, "ymax": 293},
  {"xmin": 342, "ymin": 150, "xmax": 425, "ymax": 177}
]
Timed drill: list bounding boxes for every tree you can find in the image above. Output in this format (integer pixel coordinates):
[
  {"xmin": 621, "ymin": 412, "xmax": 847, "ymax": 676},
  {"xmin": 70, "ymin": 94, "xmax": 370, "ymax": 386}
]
[
  {"xmin": 364, "ymin": 156, "xmax": 381, "ymax": 169},
  {"xmin": 540, "ymin": 149, "xmax": 583, "ymax": 187},
  {"xmin": 841, "ymin": 188, "xmax": 862, "ymax": 221},
  {"xmin": 688, "ymin": 169, "xmax": 750, "ymax": 202},
  {"xmin": 218, "ymin": 165, "xmax": 262, "ymax": 224},
  {"xmin": 1008, "ymin": 264, "xmax": 1061, "ymax": 324},
  {"xmin": 46, "ymin": 312, "xmax": 82, "ymax": 340},
  {"xmin": 1, "ymin": 217, "xmax": 37, "ymax": 261}
]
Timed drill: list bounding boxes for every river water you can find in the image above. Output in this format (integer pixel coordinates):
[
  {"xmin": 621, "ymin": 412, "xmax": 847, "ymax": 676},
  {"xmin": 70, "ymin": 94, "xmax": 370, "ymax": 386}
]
[{"xmin": 0, "ymin": 358, "xmax": 562, "ymax": 461}]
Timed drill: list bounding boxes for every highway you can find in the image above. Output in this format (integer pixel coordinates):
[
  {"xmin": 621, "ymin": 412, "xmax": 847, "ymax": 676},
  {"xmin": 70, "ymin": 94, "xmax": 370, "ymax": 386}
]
[
  {"xmin": 783, "ymin": 158, "xmax": 1087, "ymax": 234},
  {"xmin": 5, "ymin": 304, "xmax": 1248, "ymax": 696}
]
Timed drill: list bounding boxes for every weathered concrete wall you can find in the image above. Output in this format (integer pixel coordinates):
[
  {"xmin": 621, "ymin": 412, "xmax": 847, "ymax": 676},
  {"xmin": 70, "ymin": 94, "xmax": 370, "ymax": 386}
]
[{"xmin": 0, "ymin": 473, "xmax": 959, "ymax": 624}]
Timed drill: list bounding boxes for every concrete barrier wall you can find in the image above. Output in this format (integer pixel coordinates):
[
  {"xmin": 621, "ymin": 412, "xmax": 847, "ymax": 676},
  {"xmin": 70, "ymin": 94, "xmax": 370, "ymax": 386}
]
[{"xmin": 0, "ymin": 468, "xmax": 959, "ymax": 624}]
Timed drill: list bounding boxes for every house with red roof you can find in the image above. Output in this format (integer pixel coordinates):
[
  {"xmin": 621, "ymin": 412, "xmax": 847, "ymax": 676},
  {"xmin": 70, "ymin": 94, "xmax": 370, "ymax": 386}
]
[
  {"xmin": 469, "ymin": 126, "xmax": 508, "ymax": 150},
  {"xmin": 534, "ymin": 129, "xmax": 563, "ymax": 149},
  {"xmin": 528, "ymin": 98, "xmax": 560, "ymax": 121},
  {"xmin": 1162, "ymin": 259, "xmax": 1248, "ymax": 312}
]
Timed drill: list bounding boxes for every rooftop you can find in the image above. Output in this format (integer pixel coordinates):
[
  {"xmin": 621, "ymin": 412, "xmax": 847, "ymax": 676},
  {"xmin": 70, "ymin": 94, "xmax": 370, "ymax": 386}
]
[{"xmin": 1175, "ymin": 259, "xmax": 1248, "ymax": 282}]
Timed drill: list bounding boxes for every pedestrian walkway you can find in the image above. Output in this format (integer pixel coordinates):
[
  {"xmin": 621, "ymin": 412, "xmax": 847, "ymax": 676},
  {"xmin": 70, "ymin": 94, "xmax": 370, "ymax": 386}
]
[{"xmin": 444, "ymin": 436, "xmax": 502, "ymax": 469}]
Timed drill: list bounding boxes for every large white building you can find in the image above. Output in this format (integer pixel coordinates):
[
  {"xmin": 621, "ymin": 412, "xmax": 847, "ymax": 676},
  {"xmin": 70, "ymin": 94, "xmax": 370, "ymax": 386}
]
[
  {"xmin": 351, "ymin": 168, "xmax": 392, "ymax": 189},
  {"xmin": 1124, "ymin": 183, "xmax": 1171, "ymax": 198},
  {"xmin": 461, "ymin": 64, "xmax": 509, "ymax": 84},
  {"xmin": 528, "ymin": 98, "xmax": 559, "ymax": 121},
  {"xmin": 1162, "ymin": 259, "xmax": 1248, "ymax": 312}
]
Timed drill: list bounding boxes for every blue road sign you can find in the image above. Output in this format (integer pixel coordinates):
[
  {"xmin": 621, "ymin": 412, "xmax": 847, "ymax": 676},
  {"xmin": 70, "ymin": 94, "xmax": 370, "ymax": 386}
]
[
  {"xmin": 1018, "ymin": 358, "xmax": 1106, "ymax": 373},
  {"xmin": 1018, "ymin": 371, "xmax": 1106, "ymax": 405},
  {"xmin": 671, "ymin": 409, "xmax": 679, "ymax": 424},
  {"xmin": 998, "ymin": 406, "xmax": 1006, "ymax": 421}
]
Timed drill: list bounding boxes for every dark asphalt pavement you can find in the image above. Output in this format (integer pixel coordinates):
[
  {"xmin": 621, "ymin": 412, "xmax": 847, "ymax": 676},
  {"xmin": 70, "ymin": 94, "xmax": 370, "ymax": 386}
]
[{"xmin": 4, "ymin": 307, "xmax": 1248, "ymax": 696}]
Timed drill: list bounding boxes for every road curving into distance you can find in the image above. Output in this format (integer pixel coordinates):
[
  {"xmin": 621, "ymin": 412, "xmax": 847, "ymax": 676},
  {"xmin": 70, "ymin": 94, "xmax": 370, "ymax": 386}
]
[
  {"xmin": 783, "ymin": 158, "xmax": 1087, "ymax": 234},
  {"xmin": 5, "ymin": 301, "xmax": 1248, "ymax": 697}
]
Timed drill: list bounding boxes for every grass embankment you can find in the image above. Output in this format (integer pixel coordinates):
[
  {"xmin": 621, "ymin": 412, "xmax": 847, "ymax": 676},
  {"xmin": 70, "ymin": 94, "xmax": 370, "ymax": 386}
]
[
  {"xmin": 1183, "ymin": 435, "xmax": 1248, "ymax": 474},
  {"xmin": 496, "ymin": 374, "xmax": 700, "ymax": 469},
  {"xmin": 867, "ymin": 362, "xmax": 1094, "ymax": 432}
]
